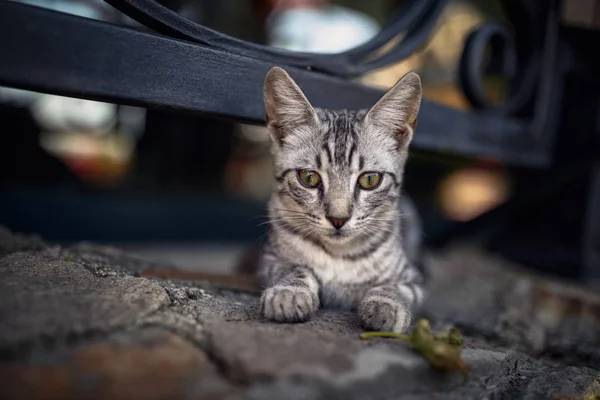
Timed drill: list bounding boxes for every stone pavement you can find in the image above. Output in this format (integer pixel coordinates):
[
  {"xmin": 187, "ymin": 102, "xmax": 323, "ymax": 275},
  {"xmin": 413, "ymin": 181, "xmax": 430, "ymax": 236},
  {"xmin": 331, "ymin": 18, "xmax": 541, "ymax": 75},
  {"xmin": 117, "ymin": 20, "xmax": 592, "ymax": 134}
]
[{"xmin": 1, "ymin": 225, "xmax": 600, "ymax": 400}]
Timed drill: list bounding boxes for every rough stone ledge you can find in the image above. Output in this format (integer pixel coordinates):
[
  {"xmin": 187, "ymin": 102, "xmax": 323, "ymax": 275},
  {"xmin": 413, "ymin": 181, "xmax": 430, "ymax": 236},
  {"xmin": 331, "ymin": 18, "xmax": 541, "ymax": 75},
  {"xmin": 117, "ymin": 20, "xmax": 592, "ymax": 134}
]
[
  {"xmin": 0, "ymin": 251, "xmax": 169, "ymax": 358},
  {"xmin": 423, "ymin": 244, "xmax": 600, "ymax": 363},
  {"xmin": 1, "ymin": 226, "xmax": 600, "ymax": 400},
  {"xmin": 1, "ymin": 327, "xmax": 237, "ymax": 400}
]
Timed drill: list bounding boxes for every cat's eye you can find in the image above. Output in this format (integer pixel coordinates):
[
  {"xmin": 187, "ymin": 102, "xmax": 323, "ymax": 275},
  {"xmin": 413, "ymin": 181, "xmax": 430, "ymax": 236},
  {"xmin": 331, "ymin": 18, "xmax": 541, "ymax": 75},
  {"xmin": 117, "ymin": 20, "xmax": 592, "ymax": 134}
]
[
  {"xmin": 357, "ymin": 172, "xmax": 382, "ymax": 190},
  {"xmin": 297, "ymin": 169, "xmax": 321, "ymax": 188}
]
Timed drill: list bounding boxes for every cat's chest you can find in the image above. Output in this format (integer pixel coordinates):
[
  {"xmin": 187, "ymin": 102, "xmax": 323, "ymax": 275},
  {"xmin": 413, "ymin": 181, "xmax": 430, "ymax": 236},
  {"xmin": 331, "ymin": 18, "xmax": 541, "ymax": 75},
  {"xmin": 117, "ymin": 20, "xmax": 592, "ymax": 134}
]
[
  {"xmin": 312, "ymin": 258, "xmax": 369, "ymax": 284},
  {"xmin": 297, "ymin": 243, "xmax": 391, "ymax": 286},
  {"xmin": 311, "ymin": 258, "xmax": 379, "ymax": 310},
  {"xmin": 284, "ymin": 238, "xmax": 395, "ymax": 308},
  {"xmin": 318, "ymin": 278, "xmax": 369, "ymax": 310}
]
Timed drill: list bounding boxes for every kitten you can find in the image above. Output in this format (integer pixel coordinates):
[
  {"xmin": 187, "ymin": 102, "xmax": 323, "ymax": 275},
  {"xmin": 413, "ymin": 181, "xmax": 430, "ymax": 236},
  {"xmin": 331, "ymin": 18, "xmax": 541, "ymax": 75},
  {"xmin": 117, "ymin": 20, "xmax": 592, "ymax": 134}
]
[{"xmin": 258, "ymin": 67, "xmax": 425, "ymax": 333}]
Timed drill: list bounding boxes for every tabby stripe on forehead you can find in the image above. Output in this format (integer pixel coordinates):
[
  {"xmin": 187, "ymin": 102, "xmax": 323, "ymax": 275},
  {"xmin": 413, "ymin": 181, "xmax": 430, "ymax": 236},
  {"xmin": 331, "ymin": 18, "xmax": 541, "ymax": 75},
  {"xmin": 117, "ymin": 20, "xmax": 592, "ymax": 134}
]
[
  {"xmin": 347, "ymin": 142, "xmax": 357, "ymax": 167},
  {"xmin": 322, "ymin": 143, "xmax": 333, "ymax": 164},
  {"xmin": 348, "ymin": 123, "xmax": 359, "ymax": 166},
  {"xmin": 333, "ymin": 119, "xmax": 352, "ymax": 165},
  {"xmin": 320, "ymin": 126, "xmax": 333, "ymax": 164},
  {"xmin": 333, "ymin": 134, "xmax": 346, "ymax": 165}
]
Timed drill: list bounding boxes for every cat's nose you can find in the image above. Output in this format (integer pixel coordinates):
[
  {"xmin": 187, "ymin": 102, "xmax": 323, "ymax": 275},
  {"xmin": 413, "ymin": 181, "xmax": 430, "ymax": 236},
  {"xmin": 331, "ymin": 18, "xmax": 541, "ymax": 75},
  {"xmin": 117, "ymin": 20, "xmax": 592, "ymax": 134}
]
[{"xmin": 326, "ymin": 216, "xmax": 349, "ymax": 230}]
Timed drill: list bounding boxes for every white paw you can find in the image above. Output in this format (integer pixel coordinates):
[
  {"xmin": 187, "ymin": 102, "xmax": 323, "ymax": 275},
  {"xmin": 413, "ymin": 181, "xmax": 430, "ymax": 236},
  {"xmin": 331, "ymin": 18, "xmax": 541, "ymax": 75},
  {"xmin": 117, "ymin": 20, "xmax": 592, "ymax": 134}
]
[
  {"xmin": 260, "ymin": 285, "xmax": 318, "ymax": 323},
  {"xmin": 358, "ymin": 296, "xmax": 411, "ymax": 333}
]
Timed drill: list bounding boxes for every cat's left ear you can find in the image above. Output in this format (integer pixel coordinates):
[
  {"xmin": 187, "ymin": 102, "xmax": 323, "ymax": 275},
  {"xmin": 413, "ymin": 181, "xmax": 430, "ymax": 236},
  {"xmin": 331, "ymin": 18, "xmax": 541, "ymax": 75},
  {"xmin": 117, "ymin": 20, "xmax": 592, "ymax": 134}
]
[{"xmin": 364, "ymin": 72, "xmax": 422, "ymax": 148}]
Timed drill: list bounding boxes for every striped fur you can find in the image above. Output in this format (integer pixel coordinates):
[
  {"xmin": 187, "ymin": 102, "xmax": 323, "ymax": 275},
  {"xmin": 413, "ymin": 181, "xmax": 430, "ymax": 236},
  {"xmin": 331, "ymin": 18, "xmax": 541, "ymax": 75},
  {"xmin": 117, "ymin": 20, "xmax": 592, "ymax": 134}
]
[{"xmin": 259, "ymin": 67, "xmax": 425, "ymax": 333}]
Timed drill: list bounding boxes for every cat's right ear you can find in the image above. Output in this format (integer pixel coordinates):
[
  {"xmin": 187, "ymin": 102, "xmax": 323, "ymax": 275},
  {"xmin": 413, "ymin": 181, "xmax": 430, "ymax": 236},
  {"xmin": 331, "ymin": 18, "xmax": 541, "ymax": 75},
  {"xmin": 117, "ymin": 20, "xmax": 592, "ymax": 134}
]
[
  {"xmin": 363, "ymin": 72, "xmax": 422, "ymax": 149},
  {"xmin": 263, "ymin": 67, "xmax": 318, "ymax": 145}
]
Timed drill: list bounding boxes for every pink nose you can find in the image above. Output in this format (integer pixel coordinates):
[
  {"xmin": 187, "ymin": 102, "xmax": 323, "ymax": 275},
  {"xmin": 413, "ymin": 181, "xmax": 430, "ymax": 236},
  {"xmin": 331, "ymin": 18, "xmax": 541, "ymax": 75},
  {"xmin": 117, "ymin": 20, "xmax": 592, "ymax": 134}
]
[{"xmin": 326, "ymin": 216, "xmax": 349, "ymax": 230}]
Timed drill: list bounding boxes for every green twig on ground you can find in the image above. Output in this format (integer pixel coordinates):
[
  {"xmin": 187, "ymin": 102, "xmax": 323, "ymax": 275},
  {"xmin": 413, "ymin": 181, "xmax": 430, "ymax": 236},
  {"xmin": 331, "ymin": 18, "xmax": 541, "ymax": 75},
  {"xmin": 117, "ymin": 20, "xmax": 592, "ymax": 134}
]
[{"xmin": 360, "ymin": 319, "xmax": 469, "ymax": 380}]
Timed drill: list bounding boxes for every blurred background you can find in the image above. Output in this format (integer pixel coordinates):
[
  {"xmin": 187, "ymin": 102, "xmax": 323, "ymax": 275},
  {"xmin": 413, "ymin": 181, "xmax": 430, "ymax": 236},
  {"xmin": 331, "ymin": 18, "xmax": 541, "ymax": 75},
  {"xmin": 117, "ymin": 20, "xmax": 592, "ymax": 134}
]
[{"xmin": 0, "ymin": 0, "xmax": 596, "ymax": 279}]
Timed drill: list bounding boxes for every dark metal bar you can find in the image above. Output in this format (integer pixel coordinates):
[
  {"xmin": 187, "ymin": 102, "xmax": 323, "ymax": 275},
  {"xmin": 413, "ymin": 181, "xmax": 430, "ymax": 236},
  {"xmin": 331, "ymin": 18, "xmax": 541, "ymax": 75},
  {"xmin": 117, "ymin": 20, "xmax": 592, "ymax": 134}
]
[
  {"xmin": 583, "ymin": 163, "xmax": 600, "ymax": 281},
  {"xmin": 0, "ymin": 1, "xmax": 549, "ymax": 166},
  {"xmin": 102, "ymin": 0, "xmax": 449, "ymax": 77}
]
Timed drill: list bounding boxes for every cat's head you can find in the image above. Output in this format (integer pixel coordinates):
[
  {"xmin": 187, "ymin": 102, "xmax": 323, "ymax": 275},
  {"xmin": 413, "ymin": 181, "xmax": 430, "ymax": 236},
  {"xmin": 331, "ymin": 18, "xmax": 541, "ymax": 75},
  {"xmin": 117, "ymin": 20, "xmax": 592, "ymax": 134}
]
[{"xmin": 263, "ymin": 66, "xmax": 421, "ymax": 246}]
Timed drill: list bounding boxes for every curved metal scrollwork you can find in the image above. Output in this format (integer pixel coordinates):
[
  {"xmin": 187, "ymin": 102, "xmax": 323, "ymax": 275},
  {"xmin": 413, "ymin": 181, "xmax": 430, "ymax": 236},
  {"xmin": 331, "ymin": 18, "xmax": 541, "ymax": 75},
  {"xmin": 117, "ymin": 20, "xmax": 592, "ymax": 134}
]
[
  {"xmin": 458, "ymin": 0, "xmax": 557, "ymax": 120},
  {"xmin": 459, "ymin": 22, "xmax": 520, "ymax": 112},
  {"xmin": 103, "ymin": 0, "xmax": 449, "ymax": 77}
]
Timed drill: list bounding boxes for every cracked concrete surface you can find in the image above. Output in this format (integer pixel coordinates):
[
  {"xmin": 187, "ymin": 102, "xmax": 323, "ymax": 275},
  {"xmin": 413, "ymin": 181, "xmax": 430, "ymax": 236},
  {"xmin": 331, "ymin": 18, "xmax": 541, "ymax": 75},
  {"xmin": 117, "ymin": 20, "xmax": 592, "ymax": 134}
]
[{"xmin": 0, "ymin": 225, "xmax": 599, "ymax": 400}]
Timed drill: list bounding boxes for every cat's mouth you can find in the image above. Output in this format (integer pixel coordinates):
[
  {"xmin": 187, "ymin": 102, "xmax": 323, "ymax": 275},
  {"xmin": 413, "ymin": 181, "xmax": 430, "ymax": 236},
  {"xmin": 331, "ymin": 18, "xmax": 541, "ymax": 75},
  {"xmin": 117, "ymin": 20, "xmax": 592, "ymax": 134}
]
[{"xmin": 327, "ymin": 229, "xmax": 351, "ymax": 240}]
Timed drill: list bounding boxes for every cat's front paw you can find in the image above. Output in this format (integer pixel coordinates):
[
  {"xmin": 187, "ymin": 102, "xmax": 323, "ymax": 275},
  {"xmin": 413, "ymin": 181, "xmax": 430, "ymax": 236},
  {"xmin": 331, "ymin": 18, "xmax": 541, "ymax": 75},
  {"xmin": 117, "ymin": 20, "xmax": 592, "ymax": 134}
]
[
  {"xmin": 260, "ymin": 285, "xmax": 319, "ymax": 323},
  {"xmin": 358, "ymin": 297, "xmax": 411, "ymax": 333}
]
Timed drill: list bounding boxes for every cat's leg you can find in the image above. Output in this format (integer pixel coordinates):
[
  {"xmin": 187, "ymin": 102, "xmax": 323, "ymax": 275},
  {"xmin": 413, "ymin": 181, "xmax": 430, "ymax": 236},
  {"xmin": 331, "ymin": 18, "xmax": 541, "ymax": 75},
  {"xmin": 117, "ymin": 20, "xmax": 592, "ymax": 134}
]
[
  {"xmin": 357, "ymin": 268, "xmax": 425, "ymax": 333},
  {"xmin": 260, "ymin": 265, "xmax": 320, "ymax": 323},
  {"xmin": 399, "ymin": 194, "xmax": 423, "ymax": 265}
]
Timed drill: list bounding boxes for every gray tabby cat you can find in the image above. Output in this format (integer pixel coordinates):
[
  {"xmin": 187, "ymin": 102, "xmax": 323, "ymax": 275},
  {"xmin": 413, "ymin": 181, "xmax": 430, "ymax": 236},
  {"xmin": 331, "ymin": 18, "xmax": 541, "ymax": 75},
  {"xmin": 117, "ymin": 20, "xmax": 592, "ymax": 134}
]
[{"xmin": 258, "ymin": 67, "xmax": 425, "ymax": 333}]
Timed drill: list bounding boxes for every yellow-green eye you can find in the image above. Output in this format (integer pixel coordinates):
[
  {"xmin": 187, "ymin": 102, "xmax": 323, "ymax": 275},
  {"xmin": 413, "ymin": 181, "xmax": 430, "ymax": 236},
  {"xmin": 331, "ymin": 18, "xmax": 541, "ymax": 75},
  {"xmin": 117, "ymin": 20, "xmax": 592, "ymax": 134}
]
[
  {"xmin": 297, "ymin": 170, "xmax": 321, "ymax": 188},
  {"xmin": 358, "ymin": 172, "xmax": 382, "ymax": 190}
]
